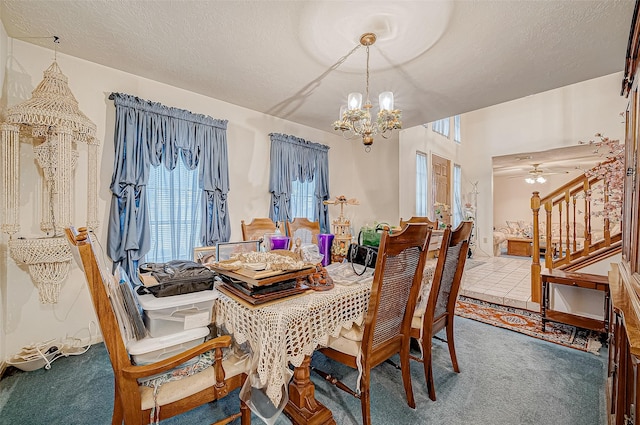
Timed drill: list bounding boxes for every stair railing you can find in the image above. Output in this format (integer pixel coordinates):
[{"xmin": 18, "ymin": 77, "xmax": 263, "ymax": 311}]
[{"xmin": 530, "ymin": 165, "xmax": 620, "ymax": 303}]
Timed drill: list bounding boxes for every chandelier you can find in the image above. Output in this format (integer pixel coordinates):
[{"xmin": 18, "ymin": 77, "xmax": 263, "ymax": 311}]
[{"xmin": 333, "ymin": 33, "xmax": 402, "ymax": 152}]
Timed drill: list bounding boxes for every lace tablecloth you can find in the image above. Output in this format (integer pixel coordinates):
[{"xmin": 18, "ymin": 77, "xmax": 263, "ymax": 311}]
[{"xmin": 215, "ymin": 260, "xmax": 436, "ymax": 407}]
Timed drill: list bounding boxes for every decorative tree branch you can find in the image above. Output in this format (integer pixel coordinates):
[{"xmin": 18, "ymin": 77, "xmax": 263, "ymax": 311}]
[{"xmin": 580, "ymin": 133, "xmax": 624, "ymax": 222}]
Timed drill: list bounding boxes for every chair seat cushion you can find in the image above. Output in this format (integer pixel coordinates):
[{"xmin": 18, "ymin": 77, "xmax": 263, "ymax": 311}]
[
  {"xmin": 139, "ymin": 353, "xmax": 248, "ymax": 410},
  {"xmin": 411, "ymin": 314, "xmax": 423, "ymax": 331},
  {"xmin": 326, "ymin": 324, "xmax": 363, "ymax": 357}
]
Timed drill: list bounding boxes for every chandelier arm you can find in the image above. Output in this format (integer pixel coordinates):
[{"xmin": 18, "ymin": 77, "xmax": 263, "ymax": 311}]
[{"xmin": 341, "ymin": 129, "xmax": 357, "ymax": 140}]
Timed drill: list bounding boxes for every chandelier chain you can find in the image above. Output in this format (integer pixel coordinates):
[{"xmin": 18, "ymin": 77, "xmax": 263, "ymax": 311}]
[{"xmin": 365, "ymin": 45, "xmax": 370, "ymax": 105}]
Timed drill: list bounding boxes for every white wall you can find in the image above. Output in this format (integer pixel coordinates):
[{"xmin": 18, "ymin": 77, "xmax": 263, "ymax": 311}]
[
  {"xmin": 0, "ymin": 39, "xmax": 399, "ymax": 358},
  {"xmin": 493, "ymin": 170, "xmax": 585, "ymax": 228},
  {"xmin": 458, "ymin": 73, "xmax": 627, "ymax": 256},
  {"xmin": 399, "ymin": 123, "xmax": 462, "ymax": 221}
]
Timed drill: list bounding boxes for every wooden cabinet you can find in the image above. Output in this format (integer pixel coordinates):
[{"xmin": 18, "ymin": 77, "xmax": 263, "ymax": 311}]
[
  {"xmin": 609, "ymin": 4, "xmax": 640, "ymax": 423},
  {"xmin": 506, "ymin": 238, "xmax": 532, "ymax": 257},
  {"xmin": 608, "ymin": 265, "xmax": 640, "ymax": 425}
]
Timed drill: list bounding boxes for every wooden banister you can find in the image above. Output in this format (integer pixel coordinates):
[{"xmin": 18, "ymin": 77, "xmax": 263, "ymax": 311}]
[{"xmin": 530, "ymin": 162, "xmax": 621, "ymax": 304}]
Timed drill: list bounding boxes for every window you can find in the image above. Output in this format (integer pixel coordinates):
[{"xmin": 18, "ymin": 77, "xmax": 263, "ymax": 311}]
[
  {"xmin": 432, "ymin": 118, "xmax": 450, "ymax": 138},
  {"xmin": 416, "ymin": 152, "xmax": 428, "ymax": 216},
  {"xmin": 453, "ymin": 164, "xmax": 462, "ymax": 226},
  {"xmin": 146, "ymin": 160, "xmax": 202, "ymax": 263},
  {"xmin": 454, "ymin": 115, "xmax": 461, "ymax": 143},
  {"xmin": 291, "ymin": 178, "xmax": 316, "ymax": 221}
]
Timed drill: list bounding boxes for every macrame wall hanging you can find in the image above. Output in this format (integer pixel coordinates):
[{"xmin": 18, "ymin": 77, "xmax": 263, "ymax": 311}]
[{"xmin": 1, "ymin": 59, "xmax": 100, "ymax": 303}]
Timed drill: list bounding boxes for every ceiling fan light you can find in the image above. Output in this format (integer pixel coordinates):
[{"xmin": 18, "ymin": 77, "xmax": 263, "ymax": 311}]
[
  {"xmin": 525, "ymin": 177, "xmax": 535, "ymax": 184},
  {"xmin": 536, "ymin": 176, "xmax": 546, "ymax": 183}
]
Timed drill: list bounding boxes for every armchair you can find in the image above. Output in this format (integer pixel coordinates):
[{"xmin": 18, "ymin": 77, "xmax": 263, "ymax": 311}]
[
  {"xmin": 65, "ymin": 227, "xmax": 250, "ymax": 425},
  {"xmin": 400, "ymin": 216, "xmax": 437, "ymax": 229},
  {"xmin": 241, "ymin": 218, "xmax": 283, "ymax": 242},
  {"xmin": 285, "ymin": 217, "xmax": 321, "ymax": 246}
]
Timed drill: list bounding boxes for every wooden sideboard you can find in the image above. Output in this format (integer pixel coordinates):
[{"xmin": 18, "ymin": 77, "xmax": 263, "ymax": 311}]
[
  {"xmin": 607, "ymin": 264, "xmax": 640, "ymax": 425},
  {"xmin": 608, "ymin": 4, "xmax": 640, "ymax": 423}
]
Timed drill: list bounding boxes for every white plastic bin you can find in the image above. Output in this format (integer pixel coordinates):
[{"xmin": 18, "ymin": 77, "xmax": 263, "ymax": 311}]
[
  {"xmin": 136, "ymin": 289, "xmax": 217, "ymax": 337},
  {"xmin": 127, "ymin": 327, "xmax": 209, "ymax": 365}
]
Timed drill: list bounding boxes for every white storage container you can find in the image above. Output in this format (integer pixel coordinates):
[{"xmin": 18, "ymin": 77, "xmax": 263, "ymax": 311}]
[
  {"xmin": 136, "ymin": 289, "xmax": 217, "ymax": 337},
  {"xmin": 127, "ymin": 327, "xmax": 209, "ymax": 365}
]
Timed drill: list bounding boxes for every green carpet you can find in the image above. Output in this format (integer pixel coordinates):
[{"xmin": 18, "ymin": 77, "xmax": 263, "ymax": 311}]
[{"xmin": 0, "ymin": 317, "xmax": 606, "ymax": 425}]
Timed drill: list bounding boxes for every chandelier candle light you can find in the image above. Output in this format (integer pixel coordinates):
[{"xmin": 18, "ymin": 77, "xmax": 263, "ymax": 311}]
[{"xmin": 333, "ymin": 33, "xmax": 402, "ymax": 152}]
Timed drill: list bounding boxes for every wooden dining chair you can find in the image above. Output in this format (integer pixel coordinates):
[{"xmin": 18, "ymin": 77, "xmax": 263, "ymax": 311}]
[
  {"xmin": 313, "ymin": 224, "xmax": 432, "ymax": 425},
  {"xmin": 409, "ymin": 221, "xmax": 473, "ymax": 401},
  {"xmin": 65, "ymin": 227, "xmax": 251, "ymax": 425},
  {"xmin": 400, "ymin": 216, "xmax": 438, "ymax": 230},
  {"xmin": 241, "ymin": 217, "xmax": 283, "ymax": 242},
  {"xmin": 285, "ymin": 217, "xmax": 321, "ymax": 246}
]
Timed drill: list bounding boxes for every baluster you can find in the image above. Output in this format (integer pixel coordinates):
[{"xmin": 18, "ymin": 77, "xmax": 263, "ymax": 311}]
[{"xmin": 564, "ymin": 191, "xmax": 570, "ymax": 258}]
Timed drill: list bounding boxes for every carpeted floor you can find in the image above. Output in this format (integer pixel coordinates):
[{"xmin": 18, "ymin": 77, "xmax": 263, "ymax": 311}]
[
  {"xmin": 0, "ymin": 316, "xmax": 607, "ymax": 425},
  {"xmin": 456, "ymin": 296, "xmax": 603, "ymax": 354}
]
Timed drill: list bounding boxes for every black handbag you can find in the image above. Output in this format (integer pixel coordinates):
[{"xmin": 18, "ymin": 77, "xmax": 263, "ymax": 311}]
[{"xmin": 347, "ymin": 243, "xmax": 378, "ymax": 276}]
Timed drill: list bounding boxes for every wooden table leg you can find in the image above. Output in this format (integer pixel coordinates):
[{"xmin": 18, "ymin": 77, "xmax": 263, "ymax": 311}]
[{"xmin": 283, "ymin": 356, "xmax": 336, "ymax": 425}]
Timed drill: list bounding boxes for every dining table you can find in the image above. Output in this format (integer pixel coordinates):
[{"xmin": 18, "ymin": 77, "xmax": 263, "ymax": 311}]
[{"xmin": 215, "ymin": 260, "xmax": 437, "ymax": 424}]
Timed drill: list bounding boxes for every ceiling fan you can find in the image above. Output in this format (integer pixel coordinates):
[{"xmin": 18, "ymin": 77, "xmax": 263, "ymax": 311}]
[{"xmin": 522, "ymin": 163, "xmax": 568, "ymax": 184}]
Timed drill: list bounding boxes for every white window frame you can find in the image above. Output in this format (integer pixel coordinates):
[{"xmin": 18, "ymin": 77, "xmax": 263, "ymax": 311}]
[
  {"xmin": 416, "ymin": 152, "xmax": 428, "ymax": 216},
  {"xmin": 291, "ymin": 178, "xmax": 316, "ymax": 221},
  {"xmin": 146, "ymin": 160, "xmax": 202, "ymax": 263},
  {"xmin": 453, "ymin": 163, "xmax": 463, "ymax": 227},
  {"xmin": 432, "ymin": 118, "xmax": 450, "ymax": 138}
]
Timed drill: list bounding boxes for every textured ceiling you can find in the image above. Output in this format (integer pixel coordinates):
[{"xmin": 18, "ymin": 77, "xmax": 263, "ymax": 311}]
[
  {"xmin": 0, "ymin": 0, "xmax": 635, "ymax": 133},
  {"xmin": 493, "ymin": 144, "xmax": 609, "ymax": 178}
]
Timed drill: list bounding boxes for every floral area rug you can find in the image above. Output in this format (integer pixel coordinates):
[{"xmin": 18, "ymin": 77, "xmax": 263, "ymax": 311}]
[{"xmin": 455, "ymin": 296, "xmax": 603, "ymax": 354}]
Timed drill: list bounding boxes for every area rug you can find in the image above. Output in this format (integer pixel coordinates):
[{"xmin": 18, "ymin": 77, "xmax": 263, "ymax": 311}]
[{"xmin": 455, "ymin": 296, "xmax": 603, "ymax": 354}]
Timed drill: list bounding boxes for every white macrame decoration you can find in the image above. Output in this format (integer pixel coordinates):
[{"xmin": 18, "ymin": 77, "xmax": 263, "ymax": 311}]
[{"xmin": 0, "ymin": 61, "xmax": 100, "ymax": 303}]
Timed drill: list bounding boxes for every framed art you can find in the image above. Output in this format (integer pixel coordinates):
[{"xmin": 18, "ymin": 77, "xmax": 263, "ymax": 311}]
[
  {"xmin": 215, "ymin": 240, "xmax": 261, "ymax": 261},
  {"xmin": 193, "ymin": 246, "xmax": 217, "ymax": 264}
]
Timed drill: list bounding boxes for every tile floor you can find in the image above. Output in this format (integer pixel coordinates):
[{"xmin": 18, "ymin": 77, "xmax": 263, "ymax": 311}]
[{"xmin": 460, "ymin": 253, "xmax": 540, "ymax": 312}]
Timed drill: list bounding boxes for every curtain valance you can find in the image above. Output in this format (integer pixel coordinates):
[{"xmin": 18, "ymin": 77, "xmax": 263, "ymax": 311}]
[
  {"xmin": 107, "ymin": 93, "xmax": 230, "ymax": 274},
  {"xmin": 109, "ymin": 93, "xmax": 228, "ymax": 129},
  {"xmin": 268, "ymin": 133, "xmax": 330, "ymax": 232}
]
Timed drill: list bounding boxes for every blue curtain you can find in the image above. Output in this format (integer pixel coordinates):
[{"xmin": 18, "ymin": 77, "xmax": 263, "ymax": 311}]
[
  {"xmin": 268, "ymin": 133, "xmax": 330, "ymax": 232},
  {"xmin": 107, "ymin": 93, "xmax": 230, "ymax": 274}
]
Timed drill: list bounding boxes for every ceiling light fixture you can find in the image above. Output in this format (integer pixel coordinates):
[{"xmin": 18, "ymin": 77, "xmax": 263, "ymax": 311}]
[
  {"xmin": 525, "ymin": 176, "xmax": 546, "ymax": 184},
  {"xmin": 333, "ymin": 33, "xmax": 402, "ymax": 152}
]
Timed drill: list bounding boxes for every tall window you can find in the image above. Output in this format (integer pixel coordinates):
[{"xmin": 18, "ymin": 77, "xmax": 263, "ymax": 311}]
[
  {"xmin": 291, "ymin": 178, "xmax": 316, "ymax": 221},
  {"xmin": 453, "ymin": 164, "xmax": 463, "ymax": 227},
  {"xmin": 454, "ymin": 115, "xmax": 461, "ymax": 143},
  {"xmin": 269, "ymin": 133, "xmax": 330, "ymax": 232},
  {"xmin": 416, "ymin": 152, "xmax": 428, "ymax": 216},
  {"xmin": 432, "ymin": 118, "xmax": 450, "ymax": 138},
  {"xmin": 146, "ymin": 160, "xmax": 202, "ymax": 262}
]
